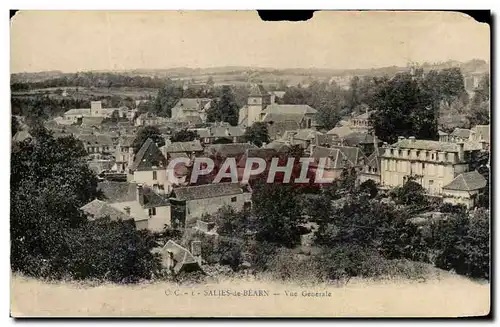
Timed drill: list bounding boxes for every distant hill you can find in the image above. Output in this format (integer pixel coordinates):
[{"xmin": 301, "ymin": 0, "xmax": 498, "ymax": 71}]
[{"xmin": 11, "ymin": 59, "xmax": 489, "ymax": 84}]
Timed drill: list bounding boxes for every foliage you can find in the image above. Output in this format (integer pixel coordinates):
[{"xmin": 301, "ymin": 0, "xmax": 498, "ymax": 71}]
[
  {"xmin": 11, "ymin": 115, "xmax": 20, "ymax": 137},
  {"xmin": 151, "ymin": 79, "xmax": 184, "ymax": 117},
  {"xmin": 369, "ymin": 73, "xmax": 438, "ymax": 143},
  {"xmin": 206, "ymin": 85, "xmax": 239, "ymax": 126},
  {"xmin": 243, "ymin": 122, "xmax": 270, "ymax": 147},
  {"xmin": 358, "ymin": 179, "xmax": 378, "ymax": 199},
  {"xmin": 170, "ymin": 129, "xmax": 199, "ymax": 143},
  {"xmin": 11, "ymin": 127, "xmax": 161, "ymax": 282},
  {"xmin": 132, "ymin": 126, "xmax": 165, "ymax": 154},
  {"xmin": 251, "ymin": 182, "xmax": 304, "ymax": 248},
  {"xmin": 390, "ymin": 177, "xmax": 427, "ymax": 207},
  {"xmin": 432, "ymin": 209, "xmax": 490, "ymax": 279}
]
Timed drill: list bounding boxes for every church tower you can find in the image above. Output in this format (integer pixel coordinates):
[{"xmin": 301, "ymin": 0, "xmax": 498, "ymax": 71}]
[{"xmin": 245, "ymin": 84, "xmax": 271, "ymax": 127}]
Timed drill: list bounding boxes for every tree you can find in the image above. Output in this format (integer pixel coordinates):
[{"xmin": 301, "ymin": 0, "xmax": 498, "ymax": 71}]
[
  {"xmin": 243, "ymin": 122, "xmax": 270, "ymax": 147},
  {"xmin": 11, "ymin": 115, "xmax": 19, "ymax": 137},
  {"xmin": 358, "ymin": 179, "xmax": 378, "ymax": 199},
  {"xmin": 151, "ymin": 79, "xmax": 183, "ymax": 117},
  {"xmin": 251, "ymin": 182, "xmax": 304, "ymax": 248},
  {"xmin": 369, "ymin": 73, "xmax": 438, "ymax": 143},
  {"xmin": 206, "ymin": 85, "xmax": 239, "ymax": 126},
  {"xmin": 170, "ymin": 129, "xmax": 199, "ymax": 142},
  {"xmin": 390, "ymin": 177, "xmax": 427, "ymax": 207},
  {"xmin": 132, "ymin": 126, "xmax": 165, "ymax": 154}
]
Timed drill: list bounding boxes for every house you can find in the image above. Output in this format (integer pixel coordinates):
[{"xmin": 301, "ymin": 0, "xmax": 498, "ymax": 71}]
[
  {"xmin": 326, "ymin": 125, "xmax": 354, "ymax": 139},
  {"xmin": 438, "ymin": 130, "xmax": 449, "ymax": 142},
  {"xmin": 197, "ymin": 126, "xmax": 246, "ymax": 144},
  {"xmin": 340, "ymin": 132, "xmax": 381, "ymax": 156},
  {"xmin": 80, "ymin": 199, "xmax": 132, "ymax": 222},
  {"xmin": 309, "ymin": 145, "xmax": 367, "ymax": 181},
  {"xmin": 128, "ymin": 138, "xmax": 169, "ymax": 194},
  {"xmin": 346, "ymin": 110, "xmax": 373, "ymax": 133},
  {"xmin": 135, "ymin": 112, "xmax": 171, "ymax": 127},
  {"xmin": 160, "ymin": 139, "xmax": 204, "ymax": 164},
  {"xmin": 469, "ymin": 125, "xmax": 490, "ymax": 150},
  {"xmin": 97, "ymin": 181, "xmax": 174, "ymax": 231},
  {"xmin": 204, "ymin": 143, "xmax": 257, "ymax": 160},
  {"xmin": 153, "ymin": 240, "xmax": 202, "ymax": 275},
  {"xmin": 77, "ymin": 134, "xmax": 115, "ymax": 154},
  {"xmin": 171, "ymin": 98, "xmax": 211, "ymax": 123},
  {"xmin": 260, "ymin": 104, "xmax": 318, "ymax": 139},
  {"xmin": 358, "ymin": 144, "xmax": 382, "ymax": 184},
  {"xmin": 442, "ymin": 170, "xmax": 487, "ymax": 209},
  {"xmin": 238, "ymin": 84, "xmax": 273, "ymax": 127},
  {"xmin": 170, "ymin": 183, "xmax": 251, "ymax": 222},
  {"xmin": 380, "ymin": 136, "xmax": 481, "ymax": 195},
  {"xmin": 449, "ymin": 128, "xmax": 472, "ymax": 143},
  {"xmin": 64, "ymin": 101, "xmax": 135, "ymax": 124},
  {"xmin": 114, "ymin": 135, "xmax": 136, "ymax": 173}
]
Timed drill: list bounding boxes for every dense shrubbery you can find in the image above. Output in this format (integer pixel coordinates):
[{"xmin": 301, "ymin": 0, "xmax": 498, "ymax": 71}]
[{"xmin": 11, "ymin": 127, "xmax": 161, "ymax": 283}]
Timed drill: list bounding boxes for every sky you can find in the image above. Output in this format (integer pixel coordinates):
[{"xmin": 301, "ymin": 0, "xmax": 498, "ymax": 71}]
[{"xmin": 10, "ymin": 10, "xmax": 490, "ymax": 73}]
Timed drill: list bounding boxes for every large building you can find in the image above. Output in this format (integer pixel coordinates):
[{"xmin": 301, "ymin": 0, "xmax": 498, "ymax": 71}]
[
  {"xmin": 64, "ymin": 101, "xmax": 137, "ymax": 124},
  {"xmin": 380, "ymin": 137, "xmax": 481, "ymax": 195},
  {"xmin": 238, "ymin": 84, "xmax": 273, "ymax": 127}
]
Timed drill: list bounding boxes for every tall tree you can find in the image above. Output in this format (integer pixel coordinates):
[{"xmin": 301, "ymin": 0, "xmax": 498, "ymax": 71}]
[
  {"xmin": 132, "ymin": 126, "xmax": 165, "ymax": 154},
  {"xmin": 207, "ymin": 86, "xmax": 239, "ymax": 126},
  {"xmin": 151, "ymin": 79, "xmax": 183, "ymax": 117},
  {"xmin": 468, "ymin": 74, "xmax": 490, "ymax": 126},
  {"xmin": 369, "ymin": 73, "xmax": 437, "ymax": 143},
  {"xmin": 11, "ymin": 115, "xmax": 19, "ymax": 137},
  {"xmin": 252, "ymin": 182, "xmax": 304, "ymax": 248},
  {"xmin": 243, "ymin": 122, "xmax": 270, "ymax": 147}
]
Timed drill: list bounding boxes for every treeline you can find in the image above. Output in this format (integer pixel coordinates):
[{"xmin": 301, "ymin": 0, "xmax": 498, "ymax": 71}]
[{"xmin": 11, "ymin": 72, "xmax": 167, "ymax": 91}]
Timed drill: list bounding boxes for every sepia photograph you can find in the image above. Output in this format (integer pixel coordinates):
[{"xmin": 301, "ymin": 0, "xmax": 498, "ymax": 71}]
[{"xmin": 9, "ymin": 10, "xmax": 491, "ymax": 317}]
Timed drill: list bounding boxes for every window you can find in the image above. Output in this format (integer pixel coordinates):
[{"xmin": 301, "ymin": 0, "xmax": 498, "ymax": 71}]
[
  {"xmin": 429, "ymin": 180, "xmax": 434, "ymax": 185},
  {"xmin": 153, "ymin": 171, "xmax": 157, "ymax": 180},
  {"xmin": 231, "ymin": 196, "xmax": 237, "ymax": 203},
  {"xmin": 148, "ymin": 207, "xmax": 156, "ymax": 216},
  {"xmin": 422, "ymin": 163, "xmax": 425, "ymax": 169}
]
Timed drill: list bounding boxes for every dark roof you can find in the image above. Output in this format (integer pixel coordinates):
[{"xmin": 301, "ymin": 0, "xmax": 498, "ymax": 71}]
[
  {"xmin": 248, "ymin": 84, "xmax": 268, "ymax": 97},
  {"xmin": 172, "ymin": 183, "xmax": 244, "ymax": 201},
  {"xmin": 342, "ymin": 132, "xmax": 379, "ymax": 146},
  {"xmin": 365, "ymin": 145, "xmax": 382, "ymax": 172},
  {"xmin": 142, "ymin": 187, "xmax": 170, "ymax": 208},
  {"xmin": 174, "ymin": 98, "xmax": 211, "ymax": 110},
  {"xmin": 443, "ymin": 171, "xmax": 487, "ymax": 191},
  {"xmin": 80, "ymin": 199, "xmax": 132, "ymax": 221},
  {"xmin": 209, "ymin": 126, "xmax": 245, "ymax": 138},
  {"xmin": 81, "ymin": 116, "xmax": 105, "ymax": 127},
  {"xmin": 163, "ymin": 140, "xmax": 203, "ymax": 153},
  {"xmin": 204, "ymin": 143, "xmax": 257, "ymax": 158},
  {"xmin": 130, "ymin": 138, "xmax": 167, "ymax": 171},
  {"xmin": 262, "ymin": 104, "xmax": 317, "ymax": 115},
  {"xmin": 98, "ymin": 181, "xmax": 138, "ymax": 203},
  {"xmin": 393, "ymin": 139, "xmax": 480, "ymax": 152}
]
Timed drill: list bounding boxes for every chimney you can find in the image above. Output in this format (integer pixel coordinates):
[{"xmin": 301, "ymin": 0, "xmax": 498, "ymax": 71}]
[
  {"xmin": 124, "ymin": 206, "xmax": 131, "ymax": 215},
  {"xmin": 165, "ymin": 138, "xmax": 172, "ymax": 146},
  {"xmin": 457, "ymin": 142, "xmax": 465, "ymax": 162},
  {"xmin": 191, "ymin": 240, "xmax": 202, "ymax": 265},
  {"xmin": 136, "ymin": 184, "xmax": 144, "ymax": 205},
  {"xmin": 409, "ymin": 136, "xmax": 416, "ymax": 143},
  {"xmin": 225, "ymin": 128, "xmax": 230, "ymax": 136},
  {"xmin": 262, "ymin": 142, "xmax": 267, "ymax": 148},
  {"xmin": 398, "ymin": 136, "xmax": 405, "ymax": 142}
]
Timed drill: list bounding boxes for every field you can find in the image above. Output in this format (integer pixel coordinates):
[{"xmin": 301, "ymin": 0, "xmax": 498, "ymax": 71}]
[{"xmin": 11, "ymin": 273, "xmax": 489, "ymax": 317}]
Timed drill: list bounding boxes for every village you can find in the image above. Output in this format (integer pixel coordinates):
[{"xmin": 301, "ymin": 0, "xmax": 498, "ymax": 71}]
[{"xmin": 11, "ymin": 63, "xmax": 491, "ymax": 282}]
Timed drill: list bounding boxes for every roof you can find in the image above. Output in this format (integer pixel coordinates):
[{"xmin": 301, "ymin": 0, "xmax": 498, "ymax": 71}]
[
  {"xmin": 65, "ymin": 108, "xmax": 91, "ymax": 116},
  {"xmin": 172, "ymin": 183, "xmax": 244, "ymax": 201},
  {"xmin": 204, "ymin": 143, "xmax": 257, "ymax": 158},
  {"xmin": 262, "ymin": 104, "xmax": 317, "ymax": 116},
  {"xmin": 118, "ymin": 135, "xmax": 136, "ymax": 147},
  {"xmin": 293, "ymin": 129, "xmax": 324, "ymax": 141},
  {"xmin": 330, "ymin": 145, "xmax": 366, "ymax": 167},
  {"xmin": 438, "ymin": 130, "xmax": 448, "ymax": 136},
  {"xmin": 264, "ymin": 141, "xmax": 291, "ymax": 152},
  {"xmin": 81, "ymin": 117, "xmax": 105, "ymax": 127},
  {"xmin": 76, "ymin": 134, "xmax": 114, "ymax": 146},
  {"xmin": 209, "ymin": 126, "xmax": 245, "ymax": 138},
  {"xmin": 80, "ymin": 199, "xmax": 132, "ymax": 222},
  {"xmin": 365, "ymin": 145, "xmax": 382, "ymax": 173},
  {"xmin": 177, "ymin": 115, "xmax": 203, "ymax": 125},
  {"xmin": 393, "ymin": 139, "xmax": 480, "ymax": 152},
  {"xmin": 443, "ymin": 170, "xmax": 487, "ymax": 191},
  {"xmin": 326, "ymin": 126, "xmax": 354, "ymax": 138},
  {"xmin": 451, "ymin": 128, "xmax": 472, "ymax": 139},
  {"xmin": 130, "ymin": 138, "xmax": 167, "ymax": 171},
  {"xmin": 352, "ymin": 111, "xmax": 373, "ymax": 120},
  {"xmin": 311, "ymin": 145, "xmax": 366, "ymax": 169},
  {"xmin": 98, "ymin": 181, "xmax": 138, "ymax": 203},
  {"xmin": 155, "ymin": 240, "xmax": 199, "ymax": 274},
  {"xmin": 342, "ymin": 132, "xmax": 379, "ymax": 146},
  {"xmin": 162, "ymin": 140, "xmax": 203, "ymax": 153},
  {"xmin": 174, "ymin": 98, "xmax": 211, "ymax": 110},
  {"xmin": 248, "ymin": 84, "xmax": 268, "ymax": 97}
]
